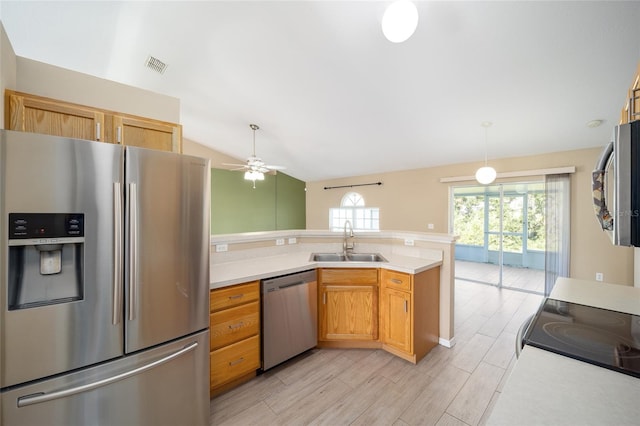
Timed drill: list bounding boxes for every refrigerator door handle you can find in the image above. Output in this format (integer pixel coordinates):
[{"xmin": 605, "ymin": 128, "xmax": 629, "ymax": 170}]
[
  {"xmin": 16, "ymin": 341, "xmax": 199, "ymax": 408},
  {"xmin": 128, "ymin": 182, "xmax": 138, "ymax": 321},
  {"xmin": 113, "ymin": 182, "xmax": 123, "ymax": 325}
]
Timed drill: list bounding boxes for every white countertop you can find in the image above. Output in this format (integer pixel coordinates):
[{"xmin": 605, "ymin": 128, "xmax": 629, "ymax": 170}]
[
  {"xmin": 210, "ymin": 252, "xmax": 442, "ymax": 289},
  {"xmin": 487, "ymin": 278, "xmax": 640, "ymax": 425}
]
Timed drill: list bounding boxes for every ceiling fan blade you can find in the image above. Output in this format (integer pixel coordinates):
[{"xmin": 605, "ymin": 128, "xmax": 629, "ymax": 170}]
[
  {"xmin": 265, "ymin": 165, "xmax": 286, "ymax": 170},
  {"xmin": 222, "ymin": 162, "xmax": 249, "ymax": 167}
]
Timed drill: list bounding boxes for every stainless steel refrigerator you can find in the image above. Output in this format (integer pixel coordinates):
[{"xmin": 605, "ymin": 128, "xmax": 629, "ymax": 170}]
[{"xmin": 0, "ymin": 130, "xmax": 211, "ymax": 425}]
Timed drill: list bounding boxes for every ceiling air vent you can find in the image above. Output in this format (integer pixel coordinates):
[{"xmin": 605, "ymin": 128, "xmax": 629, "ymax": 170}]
[{"xmin": 145, "ymin": 55, "xmax": 167, "ymax": 74}]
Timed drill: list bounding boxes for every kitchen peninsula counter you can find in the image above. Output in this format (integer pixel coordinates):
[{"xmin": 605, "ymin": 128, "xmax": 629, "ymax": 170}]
[
  {"xmin": 210, "ymin": 251, "xmax": 442, "ymax": 290},
  {"xmin": 209, "ymin": 229, "xmax": 457, "ymax": 346},
  {"xmin": 487, "ymin": 278, "xmax": 640, "ymax": 425}
]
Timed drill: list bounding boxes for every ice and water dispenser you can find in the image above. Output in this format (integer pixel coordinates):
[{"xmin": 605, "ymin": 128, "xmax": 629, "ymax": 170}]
[{"xmin": 8, "ymin": 213, "xmax": 84, "ymax": 310}]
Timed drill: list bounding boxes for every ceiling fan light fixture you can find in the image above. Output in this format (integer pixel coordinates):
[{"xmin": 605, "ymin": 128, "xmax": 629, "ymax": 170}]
[
  {"xmin": 244, "ymin": 170, "xmax": 265, "ymax": 181},
  {"xmin": 382, "ymin": 0, "xmax": 419, "ymax": 43}
]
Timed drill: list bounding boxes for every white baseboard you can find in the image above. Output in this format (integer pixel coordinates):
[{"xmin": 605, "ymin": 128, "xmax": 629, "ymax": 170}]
[{"xmin": 439, "ymin": 337, "xmax": 456, "ymax": 348}]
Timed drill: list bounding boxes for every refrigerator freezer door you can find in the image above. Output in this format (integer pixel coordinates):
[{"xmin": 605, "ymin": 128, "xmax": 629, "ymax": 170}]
[
  {"xmin": 0, "ymin": 131, "xmax": 124, "ymax": 388},
  {"xmin": 1, "ymin": 330, "xmax": 209, "ymax": 426},
  {"xmin": 124, "ymin": 147, "xmax": 210, "ymax": 353}
]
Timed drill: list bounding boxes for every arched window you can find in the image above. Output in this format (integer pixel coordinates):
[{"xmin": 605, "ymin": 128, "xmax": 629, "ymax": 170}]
[{"xmin": 329, "ymin": 192, "xmax": 380, "ymax": 231}]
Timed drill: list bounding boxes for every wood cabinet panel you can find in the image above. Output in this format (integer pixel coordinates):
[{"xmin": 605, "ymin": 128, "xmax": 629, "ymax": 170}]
[
  {"xmin": 319, "ymin": 268, "xmax": 378, "ymax": 285},
  {"xmin": 111, "ymin": 114, "xmax": 182, "ymax": 152},
  {"xmin": 5, "ymin": 90, "xmax": 181, "ymax": 153},
  {"xmin": 210, "ymin": 301, "xmax": 260, "ymax": 351},
  {"xmin": 320, "ymin": 284, "xmax": 378, "ymax": 341},
  {"xmin": 380, "ymin": 268, "xmax": 440, "ymax": 363},
  {"xmin": 210, "ymin": 334, "xmax": 261, "ymax": 390},
  {"xmin": 620, "ymin": 63, "xmax": 640, "ymax": 124},
  {"xmin": 6, "ymin": 91, "xmax": 103, "ymax": 141},
  {"xmin": 380, "ymin": 269, "xmax": 412, "ymax": 292},
  {"xmin": 380, "ymin": 287, "xmax": 411, "ymax": 353},
  {"xmin": 210, "ymin": 281, "xmax": 259, "ymax": 312},
  {"xmin": 209, "ymin": 281, "xmax": 261, "ymax": 396}
]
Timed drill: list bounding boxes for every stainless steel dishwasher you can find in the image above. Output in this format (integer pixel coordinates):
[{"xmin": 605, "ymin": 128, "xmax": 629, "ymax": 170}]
[{"xmin": 261, "ymin": 269, "xmax": 317, "ymax": 370}]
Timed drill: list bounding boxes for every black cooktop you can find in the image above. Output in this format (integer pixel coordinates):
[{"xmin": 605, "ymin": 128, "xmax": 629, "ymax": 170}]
[{"xmin": 523, "ymin": 298, "xmax": 640, "ymax": 379}]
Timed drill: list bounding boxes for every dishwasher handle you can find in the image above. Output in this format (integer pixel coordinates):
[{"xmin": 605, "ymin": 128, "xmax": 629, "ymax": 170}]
[
  {"xmin": 262, "ymin": 270, "xmax": 317, "ymax": 294},
  {"xmin": 264, "ymin": 280, "xmax": 309, "ymax": 293}
]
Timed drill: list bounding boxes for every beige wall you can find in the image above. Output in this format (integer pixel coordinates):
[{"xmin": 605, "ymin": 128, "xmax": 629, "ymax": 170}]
[
  {"xmin": 183, "ymin": 137, "xmax": 242, "ymax": 166},
  {"xmin": 0, "ymin": 23, "xmax": 16, "ymax": 128},
  {"xmin": 307, "ymin": 148, "xmax": 635, "ymax": 286},
  {"xmin": 14, "ymin": 57, "xmax": 180, "ymax": 123}
]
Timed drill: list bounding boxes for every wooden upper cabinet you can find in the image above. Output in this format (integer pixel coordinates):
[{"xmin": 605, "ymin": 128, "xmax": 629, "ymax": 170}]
[
  {"xmin": 620, "ymin": 63, "xmax": 640, "ymax": 124},
  {"xmin": 108, "ymin": 114, "xmax": 182, "ymax": 152},
  {"xmin": 5, "ymin": 90, "xmax": 182, "ymax": 153},
  {"xmin": 6, "ymin": 91, "xmax": 104, "ymax": 141}
]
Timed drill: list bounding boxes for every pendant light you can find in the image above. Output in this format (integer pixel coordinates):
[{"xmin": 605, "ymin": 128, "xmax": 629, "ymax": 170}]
[
  {"xmin": 382, "ymin": 0, "xmax": 419, "ymax": 43},
  {"xmin": 475, "ymin": 122, "xmax": 497, "ymax": 185}
]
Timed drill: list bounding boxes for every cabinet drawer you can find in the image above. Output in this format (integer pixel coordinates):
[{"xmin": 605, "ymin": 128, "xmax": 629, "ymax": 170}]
[
  {"xmin": 210, "ymin": 301, "xmax": 260, "ymax": 350},
  {"xmin": 320, "ymin": 268, "xmax": 378, "ymax": 285},
  {"xmin": 381, "ymin": 270, "xmax": 412, "ymax": 291},
  {"xmin": 210, "ymin": 281, "xmax": 260, "ymax": 312},
  {"xmin": 210, "ymin": 335, "xmax": 261, "ymax": 389}
]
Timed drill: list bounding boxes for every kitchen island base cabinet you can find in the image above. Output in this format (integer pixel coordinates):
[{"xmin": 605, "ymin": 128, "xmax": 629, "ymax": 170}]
[
  {"xmin": 380, "ymin": 267, "xmax": 440, "ymax": 364},
  {"xmin": 318, "ymin": 268, "xmax": 379, "ymax": 345},
  {"xmin": 209, "ymin": 281, "xmax": 261, "ymax": 397}
]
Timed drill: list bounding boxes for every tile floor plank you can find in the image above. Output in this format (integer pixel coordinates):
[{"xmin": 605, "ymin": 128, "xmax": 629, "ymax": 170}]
[{"xmin": 210, "ymin": 280, "xmax": 544, "ymax": 425}]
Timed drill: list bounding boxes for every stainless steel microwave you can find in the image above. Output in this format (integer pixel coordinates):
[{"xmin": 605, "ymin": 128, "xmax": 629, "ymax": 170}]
[{"xmin": 592, "ymin": 121, "xmax": 640, "ymax": 246}]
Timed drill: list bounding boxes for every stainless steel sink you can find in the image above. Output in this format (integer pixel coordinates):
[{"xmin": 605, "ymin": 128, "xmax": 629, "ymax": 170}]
[
  {"xmin": 310, "ymin": 253, "xmax": 347, "ymax": 262},
  {"xmin": 346, "ymin": 253, "xmax": 388, "ymax": 262},
  {"xmin": 310, "ymin": 253, "xmax": 387, "ymax": 262}
]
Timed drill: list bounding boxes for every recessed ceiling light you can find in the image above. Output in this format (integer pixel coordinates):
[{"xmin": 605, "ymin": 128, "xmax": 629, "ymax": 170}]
[{"xmin": 586, "ymin": 119, "xmax": 603, "ymax": 128}]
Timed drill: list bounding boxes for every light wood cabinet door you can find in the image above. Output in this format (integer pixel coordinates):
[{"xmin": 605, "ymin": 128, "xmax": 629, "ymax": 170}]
[
  {"xmin": 380, "ymin": 287, "xmax": 412, "ymax": 353},
  {"xmin": 110, "ymin": 114, "xmax": 182, "ymax": 153},
  {"xmin": 319, "ymin": 284, "xmax": 378, "ymax": 341},
  {"xmin": 6, "ymin": 91, "xmax": 104, "ymax": 141}
]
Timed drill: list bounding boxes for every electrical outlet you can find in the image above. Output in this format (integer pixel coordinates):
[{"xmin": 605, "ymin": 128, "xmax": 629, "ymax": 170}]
[
  {"xmin": 404, "ymin": 239, "xmax": 414, "ymax": 246},
  {"xmin": 276, "ymin": 238, "xmax": 285, "ymax": 246},
  {"xmin": 595, "ymin": 272, "xmax": 603, "ymax": 282},
  {"xmin": 427, "ymin": 223, "xmax": 434, "ymax": 230},
  {"xmin": 215, "ymin": 244, "xmax": 228, "ymax": 252},
  {"xmin": 288, "ymin": 237, "xmax": 297, "ymax": 244}
]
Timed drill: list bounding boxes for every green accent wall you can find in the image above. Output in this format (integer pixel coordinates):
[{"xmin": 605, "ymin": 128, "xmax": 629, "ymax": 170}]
[{"xmin": 211, "ymin": 169, "xmax": 306, "ymax": 234}]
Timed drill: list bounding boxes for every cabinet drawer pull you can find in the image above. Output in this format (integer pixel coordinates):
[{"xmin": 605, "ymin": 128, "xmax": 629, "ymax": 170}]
[
  {"xmin": 390, "ymin": 278, "xmax": 403, "ymax": 284},
  {"xmin": 228, "ymin": 322, "xmax": 244, "ymax": 330},
  {"xmin": 228, "ymin": 294, "xmax": 244, "ymax": 300},
  {"xmin": 229, "ymin": 357, "xmax": 245, "ymax": 367}
]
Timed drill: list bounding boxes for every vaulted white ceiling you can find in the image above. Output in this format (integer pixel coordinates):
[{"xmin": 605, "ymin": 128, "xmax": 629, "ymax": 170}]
[{"xmin": 2, "ymin": 1, "xmax": 639, "ymax": 182}]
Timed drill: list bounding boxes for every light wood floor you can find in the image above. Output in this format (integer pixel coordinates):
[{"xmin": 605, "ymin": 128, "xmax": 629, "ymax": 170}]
[
  {"xmin": 210, "ymin": 280, "xmax": 544, "ymax": 425},
  {"xmin": 455, "ymin": 260, "xmax": 545, "ymax": 294}
]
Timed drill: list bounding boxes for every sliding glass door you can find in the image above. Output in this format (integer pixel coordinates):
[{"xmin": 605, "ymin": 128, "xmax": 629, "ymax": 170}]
[{"xmin": 452, "ymin": 182, "xmax": 545, "ymax": 294}]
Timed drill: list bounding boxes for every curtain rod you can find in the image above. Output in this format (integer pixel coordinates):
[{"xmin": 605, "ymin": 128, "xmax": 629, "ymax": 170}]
[{"xmin": 323, "ymin": 182, "xmax": 383, "ymax": 190}]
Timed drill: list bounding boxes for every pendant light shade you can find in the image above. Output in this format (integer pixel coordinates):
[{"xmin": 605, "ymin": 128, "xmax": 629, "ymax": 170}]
[
  {"xmin": 382, "ymin": 0, "xmax": 419, "ymax": 43},
  {"xmin": 476, "ymin": 122, "xmax": 496, "ymax": 185},
  {"xmin": 475, "ymin": 166, "xmax": 497, "ymax": 185}
]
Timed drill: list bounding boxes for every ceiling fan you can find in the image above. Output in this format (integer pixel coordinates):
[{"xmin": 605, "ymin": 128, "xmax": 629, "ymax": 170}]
[{"xmin": 224, "ymin": 124, "xmax": 286, "ymax": 188}]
